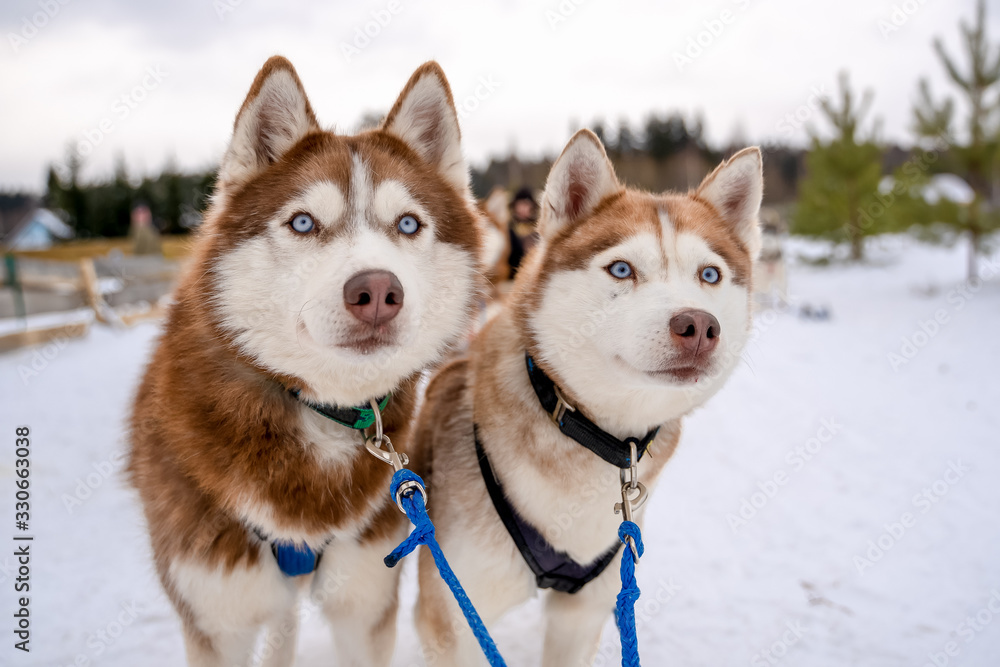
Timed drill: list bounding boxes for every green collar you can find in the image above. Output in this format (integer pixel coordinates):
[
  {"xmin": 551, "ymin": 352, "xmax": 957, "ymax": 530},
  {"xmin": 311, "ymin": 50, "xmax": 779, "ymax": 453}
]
[{"xmin": 290, "ymin": 390, "xmax": 390, "ymax": 430}]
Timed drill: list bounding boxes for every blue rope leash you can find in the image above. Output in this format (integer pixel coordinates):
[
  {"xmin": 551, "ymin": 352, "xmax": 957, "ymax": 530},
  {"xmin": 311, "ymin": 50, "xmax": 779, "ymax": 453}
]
[
  {"xmin": 616, "ymin": 521, "xmax": 644, "ymax": 667},
  {"xmin": 384, "ymin": 469, "xmax": 508, "ymax": 667}
]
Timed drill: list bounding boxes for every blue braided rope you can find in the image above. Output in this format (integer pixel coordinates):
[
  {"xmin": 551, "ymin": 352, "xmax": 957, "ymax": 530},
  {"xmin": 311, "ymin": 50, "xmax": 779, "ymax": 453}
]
[
  {"xmin": 384, "ymin": 469, "xmax": 508, "ymax": 667},
  {"xmin": 616, "ymin": 521, "xmax": 644, "ymax": 667}
]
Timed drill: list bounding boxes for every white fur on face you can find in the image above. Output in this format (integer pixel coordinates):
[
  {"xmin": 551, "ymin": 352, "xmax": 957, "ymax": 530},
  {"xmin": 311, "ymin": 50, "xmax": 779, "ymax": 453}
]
[
  {"xmin": 212, "ymin": 158, "xmax": 477, "ymax": 406},
  {"xmin": 530, "ymin": 208, "xmax": 752, "ymax": 433},
  {"xmin": 300, "ymin": 180, "xmax": 345, "ymax": 224}
]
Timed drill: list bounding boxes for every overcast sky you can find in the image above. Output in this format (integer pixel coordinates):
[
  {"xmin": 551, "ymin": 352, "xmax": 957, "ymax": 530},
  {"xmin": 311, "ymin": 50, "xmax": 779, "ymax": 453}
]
[{"xmin": 0, "ymin": 0, "xmax": 993, "ymax": 191}]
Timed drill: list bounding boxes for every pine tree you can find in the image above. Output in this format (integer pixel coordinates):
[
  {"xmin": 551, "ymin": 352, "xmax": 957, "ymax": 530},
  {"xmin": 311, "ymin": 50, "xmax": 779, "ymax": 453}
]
[
  {"xmin": 616, "ymin": 119, "xmax": 638, "ymax": 155},
  {"xmin": 64, "ymin": 149, "xmax": 90, "ymax": 236},
  {"xmin": 161, "ymin": 158, "xmax": 183, "ymax": 234},
  {"xmin": 793, "ymin": 72, "xmax": 884, "ymax": 260},
  {"xmin": 912, "ymin": 0, "xmax": 1000, "ymax": 280}
]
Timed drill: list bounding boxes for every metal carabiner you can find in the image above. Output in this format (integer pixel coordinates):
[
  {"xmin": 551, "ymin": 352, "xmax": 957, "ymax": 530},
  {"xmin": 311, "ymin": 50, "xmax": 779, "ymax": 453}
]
[
  {"xmin": 364, "ymin": 398, "xmax": 409, "ymax": 471},
  {"xmin": 364, "ymin": 433, "xmax": 409, "ymax": 471},
  {"xmin": 615, "ymin": 482, "xmax": 648, "ymax": 521},
  {"xmin": 615, "ymin": 481, "xmax": 647, "ymax": 562},
  {"xmin": 362, "ymin": 397, "xmax": 424, "ymax": 514},
  {"xmin": 619, "ymin": 440, "xmax": 640, "ymax": 491}
]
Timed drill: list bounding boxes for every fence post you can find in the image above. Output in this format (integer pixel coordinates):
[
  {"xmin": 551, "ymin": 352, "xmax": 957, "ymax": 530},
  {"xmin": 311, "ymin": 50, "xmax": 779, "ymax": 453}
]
[{"xmin": 4, "ymin": 253, "xmax": 27, "ymax": 325}]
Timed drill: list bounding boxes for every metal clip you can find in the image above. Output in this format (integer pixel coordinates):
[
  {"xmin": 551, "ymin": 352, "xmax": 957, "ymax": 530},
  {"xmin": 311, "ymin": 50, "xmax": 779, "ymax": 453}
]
[
  {"xmin": 364, "ymin": 434, "xmax": 409, "ymax": 471},
  {"xmin": 363, "ymin": 398, "xmax": 409, "ymax": 469},
  {"xmin": 551, "ymin": 385, "xmax": 576, "ymax": 425},
  {"xmin": 619, "ymin": 440, "xmax": 640, "ymax": 491},
  {"xmin": 362, "ymin": 398, "xmax": 424, "ymax": 514},
  {"xmin": 614, "ymin": 482, "xmax": 647, "ymax": 561}
]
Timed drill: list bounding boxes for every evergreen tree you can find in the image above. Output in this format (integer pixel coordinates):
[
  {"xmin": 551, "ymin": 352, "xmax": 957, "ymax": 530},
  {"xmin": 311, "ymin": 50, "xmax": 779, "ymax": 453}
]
[
  {"xmin": 161, "ymin": 160, "xmax": 183, "ymax": 234},
  {"xmin": 911, "ymin": 0, "xmax": 1000, "ymax": 280},
  {"xmin": 793, "ymin": 72, "xmax": 884, "ymax": 260},
  {"xmin": 591, "ymin": 120, "xmax": 609, "ymax": 149},
  {"xmin": 615, "ymin": 119, "xmax": 638, "ymax": 155},
  {"xmin": 65, "ymin": 150, "xmax": 90, "ymax": 236},
  {"xmin": 644, "ymin": 113, "xmax": 700, "ymax": 160}
]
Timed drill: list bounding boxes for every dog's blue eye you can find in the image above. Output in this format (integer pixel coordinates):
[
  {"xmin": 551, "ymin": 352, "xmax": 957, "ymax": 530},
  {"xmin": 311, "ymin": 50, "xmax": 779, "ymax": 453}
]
[
  {"xmin": 397, "ymin": 215, "xmax": 420, "ymax": 235},
  {"xmin": 290, "ymin": 213, "xmax": 314, "ymax": 234},
  {"xmin": 608, "ymin": 261, "xmax": 633, "ymax": 279},
  {"xmin": 701, "ymin": 266, "xmax": 720, "ymax": 284}
]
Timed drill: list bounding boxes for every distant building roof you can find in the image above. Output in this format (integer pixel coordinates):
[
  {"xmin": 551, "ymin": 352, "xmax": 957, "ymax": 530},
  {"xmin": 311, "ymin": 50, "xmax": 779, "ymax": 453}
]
[
  {"xmin": 0, "ymin": 195, "xmax": 74, "ymax": 250},
  {"xmin": 0, "ymin": 194, "xmax": 38, "ymax": 245}
]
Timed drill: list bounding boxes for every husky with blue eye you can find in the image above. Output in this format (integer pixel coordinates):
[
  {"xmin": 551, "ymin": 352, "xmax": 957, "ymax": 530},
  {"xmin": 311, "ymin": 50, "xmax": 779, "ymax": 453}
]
[
  {"xmin": 128, "ymin": 56, "xmax": 484, "ymax": 667},
  {"xmin": 413, "ymin": 130, "xmax": 763, "ymax": 666}
]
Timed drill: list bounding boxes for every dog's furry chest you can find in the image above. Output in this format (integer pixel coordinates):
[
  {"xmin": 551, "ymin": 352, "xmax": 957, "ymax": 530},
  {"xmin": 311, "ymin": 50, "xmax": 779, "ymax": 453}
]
[
  {"xmin": 233, "ymin": 406, "xmax": 387, "ymax": 547},
  {"xmin": 481, "ymin": 420, "xmax": 669, "ymax": 565}
]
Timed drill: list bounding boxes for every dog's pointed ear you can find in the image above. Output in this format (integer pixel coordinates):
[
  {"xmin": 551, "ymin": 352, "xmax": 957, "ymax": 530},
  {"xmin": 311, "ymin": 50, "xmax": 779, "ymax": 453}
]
[
  {"xmin": 539, "ymin": 129, "xmax": 621, "ymax": 238},
  {"xmin": 383, "ymin": 62, "xmax": 468, "ymax": 192},
  {"xmin": 696, "ymin": 147, "xmax": 764, "ymax": 257},
  {"xmin": 218, "ymin": 56, "xmax": 319, "ymax": 192}
]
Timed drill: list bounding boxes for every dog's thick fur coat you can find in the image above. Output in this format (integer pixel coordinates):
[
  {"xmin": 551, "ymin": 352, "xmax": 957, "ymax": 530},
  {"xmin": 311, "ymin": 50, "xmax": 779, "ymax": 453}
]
[
  {"xmin": 128, "ymin": 57, "xmax": 482, "ymax": 666},
  {"xmin": 414, "ymin": 130, "xmax": 764, "ymax": 666}
]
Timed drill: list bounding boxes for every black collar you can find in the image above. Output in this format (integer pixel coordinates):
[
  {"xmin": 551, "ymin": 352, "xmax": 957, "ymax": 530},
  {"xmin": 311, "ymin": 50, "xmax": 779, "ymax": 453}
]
[
  {"xmin": 525, "ymin": 354, "xmax": 658, "ymax": 469},
  {"xmin": 289, "ymin": 389, "xmax": 389, "ymax": 430}
]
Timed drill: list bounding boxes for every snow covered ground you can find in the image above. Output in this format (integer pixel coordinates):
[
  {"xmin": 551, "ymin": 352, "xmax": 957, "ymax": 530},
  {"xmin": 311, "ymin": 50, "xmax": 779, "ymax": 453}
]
[{"xmin": 1, "ymin": 235, "xmax": 998, "ymax": 667}]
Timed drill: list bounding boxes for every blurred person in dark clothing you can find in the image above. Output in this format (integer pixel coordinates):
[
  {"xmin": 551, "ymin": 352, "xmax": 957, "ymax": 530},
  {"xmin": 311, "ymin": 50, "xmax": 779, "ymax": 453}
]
[{"xmin": 506, "ymin": 186, "xmax": 539, "ymax": 277}]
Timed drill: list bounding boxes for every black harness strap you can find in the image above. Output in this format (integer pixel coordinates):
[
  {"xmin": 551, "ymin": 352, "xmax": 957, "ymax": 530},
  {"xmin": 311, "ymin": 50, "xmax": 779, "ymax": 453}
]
[
  {"xmin": 470, "ymin": 354, "xmax": 664, "ymax": 594},
  {"xmin": 474, "ymin": 432, "xmax": 620, "ymax": 594},
  {"xmin": 525, "ymin": 355, "xmax": 658, "ymax": 468}
]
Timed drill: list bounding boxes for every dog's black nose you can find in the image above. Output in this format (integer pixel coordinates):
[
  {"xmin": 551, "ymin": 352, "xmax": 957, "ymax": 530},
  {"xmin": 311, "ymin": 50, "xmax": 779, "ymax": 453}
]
[
  {"xmin": 669, "ymin": 309, "xmax": 720, "ymax": 356},
  {"xmin": 343, "ymin": 270, "xmax": 404, "ymax": 327}
]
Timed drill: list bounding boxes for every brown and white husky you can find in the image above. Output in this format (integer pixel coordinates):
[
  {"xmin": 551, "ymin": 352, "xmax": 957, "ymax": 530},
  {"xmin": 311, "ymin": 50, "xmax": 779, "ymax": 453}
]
[
  {"xmin": 128, "ymin": 56, "xmax": 483, "ymax": 666},
  {"xmin": 413, "ymin": 130, "xmax": 763, "ymax": 666}
]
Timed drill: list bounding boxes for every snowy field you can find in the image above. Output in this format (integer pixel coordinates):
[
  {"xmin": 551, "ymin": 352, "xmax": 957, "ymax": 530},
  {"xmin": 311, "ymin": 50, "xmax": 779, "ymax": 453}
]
[{"xmin": 1, "ymin": 235, "xmax": 999, "ymax": 667}]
